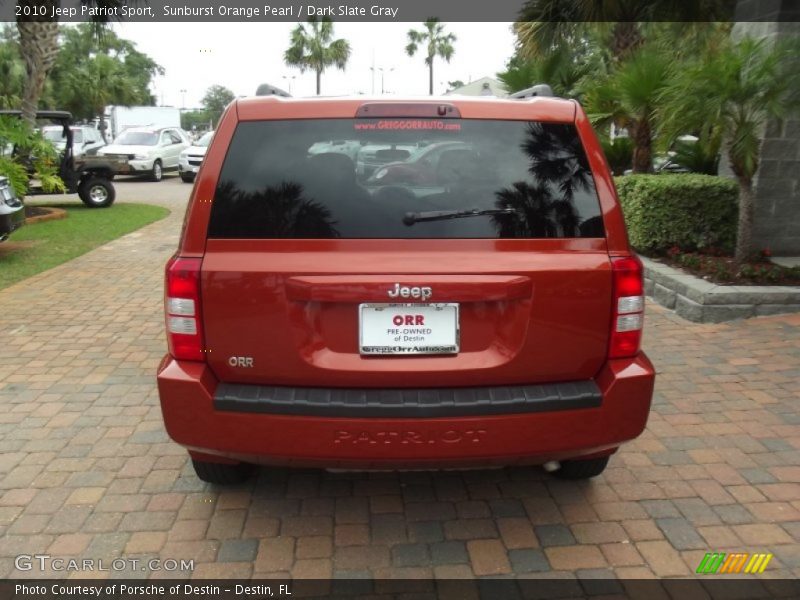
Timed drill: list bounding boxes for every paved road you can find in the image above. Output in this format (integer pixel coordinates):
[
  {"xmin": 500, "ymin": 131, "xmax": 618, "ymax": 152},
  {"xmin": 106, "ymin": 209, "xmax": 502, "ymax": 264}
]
[{"xmin": 1, "ymin": 178, "xmax": 798, "ymax": 584}]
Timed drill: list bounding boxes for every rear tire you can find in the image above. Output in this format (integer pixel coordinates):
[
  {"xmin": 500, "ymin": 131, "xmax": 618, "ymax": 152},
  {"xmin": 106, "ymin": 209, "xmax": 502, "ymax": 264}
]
[
  {"xmin": 191, "ymin": 459, "xmax": 254, "ymax": 485},
  {"xmin": 78, "ymin": 177, "xmax": 115, "ymax": 208},
  {"xmin": 553, "ymin": 456, "xmax": 609, "ymax": 480},
  {"xmin": 150, "ymin": 160, "xmax": 163, "ymax": 182}
]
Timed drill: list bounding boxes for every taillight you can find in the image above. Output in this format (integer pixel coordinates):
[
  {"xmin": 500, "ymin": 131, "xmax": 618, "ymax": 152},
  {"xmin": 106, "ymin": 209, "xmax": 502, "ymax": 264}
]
[
  {"xmin": 165, "ymin": 256, "xmax": 205, "ymax": 361},
  {"xmin": 609, "ymin": 255, "xmax": 644, "ymax": 359}
]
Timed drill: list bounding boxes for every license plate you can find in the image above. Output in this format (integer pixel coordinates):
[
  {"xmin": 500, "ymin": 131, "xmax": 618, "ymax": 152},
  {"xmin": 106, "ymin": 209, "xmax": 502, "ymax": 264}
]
[{"xmin": 359, "ymin": 303, "xmax": 459, "ymax": 355}]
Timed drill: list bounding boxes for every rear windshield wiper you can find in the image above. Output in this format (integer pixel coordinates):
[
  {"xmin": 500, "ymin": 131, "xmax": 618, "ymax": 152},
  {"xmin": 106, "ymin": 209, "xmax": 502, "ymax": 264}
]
[{"xmin": 403, "ymin": 207, "xmax": 518, "ymax": 226}]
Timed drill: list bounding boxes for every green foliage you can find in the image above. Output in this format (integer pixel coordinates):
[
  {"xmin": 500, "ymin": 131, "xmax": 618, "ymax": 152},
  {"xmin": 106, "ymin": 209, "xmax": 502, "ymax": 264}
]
[
  {"xmin": 0, "ymin": 26, "xmax": 25, "ymax": 109},
  {"xmin": 669, "ymin": 138, "xmax": 720, "ymax": 175},
  {"xmin": 510, "ymin": 21, "xmax": 731, "ymax": 175},
  {"xmin": 406, "ymin": 18, "xmax": 456, "ymax": 66},
  {"xmin": 201, "ymin": 85, "xmax": 235, "ymax": 129},
  {"xmin": 514, "ymin": 3, "xmax": 734, "ymax": 61},
  {"xmin": 0, "ymin": 116, "xmax": 65, "ymax": 197},
  {"xmin": 659, "ymin": 34, "xmax": 800, "ymax": 261},
  {"xmin": 497, "ymin": 45, "xmax": 593, "ymax": 97},
  {"xmin": 615, "ymin": 174, "xmax": 738, "ymax": 254},
  {"xmin": 0, "ymin": 156, "xmax": 28, "ymax": 196},
  {"xmin": 181, "ymin": 109, "xmax": 212, "ymax": 132},
  {"xmin": 47, "ymin": 24, "xmax": 162, "ymax": 121},
  {"xmin": 284, "ymin": 18, "xmax": 351, "ymax": 95},
  {"xmin": 661, "ymin": 35, "xmax": 800, "ymax": 182},
  {"xmin": 583, "ymin": 41, "xmax": 675, "ymax": 172},
  {"xmin": 64, "ymin": 53, "xmax": 138, "ymax": 133},
  {"xmin": 601, "ymin": 136, "xmax": 633, "ymax": 176},
  {"xmin": 3, "ymin": 23, "xmax": 162, "ymax": 123}
]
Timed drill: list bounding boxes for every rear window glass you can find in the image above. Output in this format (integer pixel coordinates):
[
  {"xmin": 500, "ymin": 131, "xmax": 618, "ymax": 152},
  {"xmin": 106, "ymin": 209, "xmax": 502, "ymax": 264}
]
[{"xmin": 208, "ymin": 119, "xmax": 604, "ymax": 239}]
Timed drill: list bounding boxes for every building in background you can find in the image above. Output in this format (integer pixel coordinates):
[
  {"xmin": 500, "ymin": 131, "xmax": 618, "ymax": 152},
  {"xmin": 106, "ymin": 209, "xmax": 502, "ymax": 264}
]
[{"xmin": 446, "ymin": 77, "xmax": 508, "ymax": 97}]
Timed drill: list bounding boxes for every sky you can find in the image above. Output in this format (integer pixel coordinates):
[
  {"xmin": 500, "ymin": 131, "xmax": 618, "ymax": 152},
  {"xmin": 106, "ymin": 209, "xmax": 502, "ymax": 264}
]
[{"xmin": 112, "ymin": 22, "xmax": 517, "ymax": 108}]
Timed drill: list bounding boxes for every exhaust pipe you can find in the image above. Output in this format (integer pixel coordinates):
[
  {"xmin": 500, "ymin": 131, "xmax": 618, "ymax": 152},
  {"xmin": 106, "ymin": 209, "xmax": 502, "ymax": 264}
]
[{"xmin": 542, "ymin": 461, "xmax": 561, "ymax": 473}]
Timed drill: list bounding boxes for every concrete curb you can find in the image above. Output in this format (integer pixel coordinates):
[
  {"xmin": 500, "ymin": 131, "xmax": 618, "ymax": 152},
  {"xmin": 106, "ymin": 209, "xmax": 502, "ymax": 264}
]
[{"xmin": 640, "ymin": 256, "xmax": 800, "ymax": 323}]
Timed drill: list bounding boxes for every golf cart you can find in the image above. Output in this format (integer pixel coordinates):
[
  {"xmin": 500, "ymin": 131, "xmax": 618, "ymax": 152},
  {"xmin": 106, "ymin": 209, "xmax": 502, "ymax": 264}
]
[{"xmin": 0, "ymin": 110, "xmax": 119, "ymax": 208}]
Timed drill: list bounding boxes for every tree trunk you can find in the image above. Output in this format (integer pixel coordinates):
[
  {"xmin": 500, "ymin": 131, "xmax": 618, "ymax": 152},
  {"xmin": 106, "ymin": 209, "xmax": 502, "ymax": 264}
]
[
  {"xmin": 611, "ymin": 22, "xmax": 643, "ymax": 62},
  {"xmin": 734, "ymin": 176, "xmax": 755, "ymax": 264},
  {"xmin": 316, "ymin": 69, "xmax": 321, "ymax": 95},
  {"xmin": 428, "ymin": 60, "xmax": 434, "ymax": 96},
  {"xmin": 16, "ymin": 19, "xmax": 60, "ymax": 126},
  {"xmin": 631, "ymin": 118, "xmax": 653, "ymax": 174}
]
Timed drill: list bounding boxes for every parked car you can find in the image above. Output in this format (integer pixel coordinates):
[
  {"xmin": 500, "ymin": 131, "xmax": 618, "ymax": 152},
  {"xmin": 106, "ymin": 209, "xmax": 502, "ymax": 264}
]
[
  {"xmin": 367, "ymin": 141, "xmax": 469, "ymax": 185},
  {"xmin": 98, "ymin": 126, "xmax": 189, "ymax": 182},
  {"xmin": 158, "ymin": 93, "xmax": 655, "ymax": 484},
  {"xmin": 0, "ymin": 176, "xmax": 24, "ymax": 242},
  {"xmin": 0, "ymin": 110, "xmax": 117, "ymax": 208},
  {"xmin": 42, "ymin": 125, "xmax": 105, "ymax": 159},
  {"xmin": 308, "ymin": 139, "xmax": 362, "ymax": 162},
  {"xmin": 356, "ymin": 142, "xmax": 420, "ymax": 178},
  {"xmin": 178, "ymin": 131, "xmax": 213, "ymax": 183}
]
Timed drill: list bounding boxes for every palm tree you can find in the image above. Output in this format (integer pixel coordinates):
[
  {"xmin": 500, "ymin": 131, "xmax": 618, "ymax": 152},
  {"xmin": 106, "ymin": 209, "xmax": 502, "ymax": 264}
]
[
  {"xmin": 405, "ymin": 19, "xmax": 456, "ymax": 95},
  {"xmin": 49, "ymin": 23, "xmax": 164, "ymax": 118},
  {"xmin": 16, "ymin": 9, "xmax": 59, "ymax": 125},
  {"xmin": 0, "ymin": 40, "xmax": 26, "ymax": 109},
  {"xmin": 583, "ymin": 43, "xmax": 673, "ymax": 173},
  {"xmin": 15, "ymin": 0, "xmax": 131, "ymax": 126},
  {"xmin": 514, "ymin": 1, "xmax": 734, "ymax": 62},
  {"xmin": 661, "ymin": 36, "xmax": 800, "ymax": 263},
  {"xmin": 284, "ymin": 18, "xmax": 350, "ymax": 95},
  {"xmin": 497, "ymin": 45, "xmax": 593, "ymax": 97},
  {"xmin": 65, "ymin": 53, "xmax": 138, "ymax": 141}
]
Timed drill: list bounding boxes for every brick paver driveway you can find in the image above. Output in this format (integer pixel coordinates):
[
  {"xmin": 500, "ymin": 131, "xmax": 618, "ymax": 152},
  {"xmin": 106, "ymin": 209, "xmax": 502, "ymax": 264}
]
[{"xmin": 1, "ymin": 176, "xmax": 798, "ymax": 582}]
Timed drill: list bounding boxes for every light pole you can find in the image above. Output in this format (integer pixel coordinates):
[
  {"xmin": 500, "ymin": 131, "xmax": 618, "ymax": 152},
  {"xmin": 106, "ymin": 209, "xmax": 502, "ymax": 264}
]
[
  {"xmin": 370, "ymin": 67, "xmax": 394, "ymax": 95},
  {"xmin": 180, "ymin": 89, "xmax": 187, "ymax": 109},
  {"xmin": 282, "ymin": 75, "xmax": 296, "ymax": 95}
]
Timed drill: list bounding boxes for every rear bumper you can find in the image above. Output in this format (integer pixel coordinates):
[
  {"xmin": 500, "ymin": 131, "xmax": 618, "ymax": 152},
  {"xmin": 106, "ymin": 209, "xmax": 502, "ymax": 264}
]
[{"xmin": 157, "ymin": 353, "xmax": 655, "ymax": 468}]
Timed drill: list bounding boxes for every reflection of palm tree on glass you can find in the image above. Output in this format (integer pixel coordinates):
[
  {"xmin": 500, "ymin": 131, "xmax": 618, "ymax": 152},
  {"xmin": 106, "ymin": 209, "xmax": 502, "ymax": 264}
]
[
  {"xmin": 494, "ymin": 181, "xmax": 579, "ymax": 238},
  {"xmin": 493, "ymin": 123, "xmax": 588, "ymax": 238},
  {"xmin": 521, "ymin": 122, "xmax": 592, "ymax": 204},
  {"xmin": 211, "ymin": 181, "xmax": 340, "ymax": 238}
]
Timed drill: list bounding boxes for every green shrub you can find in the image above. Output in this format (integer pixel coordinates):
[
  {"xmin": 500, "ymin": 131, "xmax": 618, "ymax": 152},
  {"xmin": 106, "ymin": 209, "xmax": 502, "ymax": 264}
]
[
  {"xmin": 0, "ymin": 115, "xmax": 65, "ymax": 198},
  {"xmin": 614, "ymin": 174, "xmax": 738, "ymax": 254},
  {"xmin": 601, "ymin": 136, "xmax": 633, "ymax": 176}
]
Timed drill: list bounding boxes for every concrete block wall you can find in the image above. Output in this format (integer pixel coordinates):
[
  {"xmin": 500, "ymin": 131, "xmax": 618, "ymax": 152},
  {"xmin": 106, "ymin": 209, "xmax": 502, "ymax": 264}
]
[{"xmin": 732, "ymin": 11, "xmax": 800, "ymax": 255}]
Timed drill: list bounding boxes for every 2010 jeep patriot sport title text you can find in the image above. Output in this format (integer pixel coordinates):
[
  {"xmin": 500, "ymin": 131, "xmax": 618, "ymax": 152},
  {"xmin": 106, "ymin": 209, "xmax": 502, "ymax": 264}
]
[{"xmin": 157, "ymin": 94, "xmax": 655, "ymax": 484}]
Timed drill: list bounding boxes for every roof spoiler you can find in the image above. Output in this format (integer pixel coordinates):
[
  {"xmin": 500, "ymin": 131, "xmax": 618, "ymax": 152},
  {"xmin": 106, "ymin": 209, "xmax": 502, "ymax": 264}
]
[
  {"xmin": 509, "ymin": 84, "xmax": 554, "ymax": 99},
  {"xmin": 255, "ymin": 83, "xmax": 291, "ymax": 97}
]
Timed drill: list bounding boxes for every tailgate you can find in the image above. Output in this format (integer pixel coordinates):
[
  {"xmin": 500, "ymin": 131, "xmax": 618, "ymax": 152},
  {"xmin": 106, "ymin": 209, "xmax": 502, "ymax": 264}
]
[{"xmin": 201, "ymin": 240, "xmax": 612, "ymax": 388}]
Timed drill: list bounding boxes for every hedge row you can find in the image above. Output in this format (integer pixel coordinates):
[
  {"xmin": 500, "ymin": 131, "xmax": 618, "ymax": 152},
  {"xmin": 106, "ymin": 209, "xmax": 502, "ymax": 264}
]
[{"xmin": 614, "ymin": 174, "xmax": 739, "ymax": 254}]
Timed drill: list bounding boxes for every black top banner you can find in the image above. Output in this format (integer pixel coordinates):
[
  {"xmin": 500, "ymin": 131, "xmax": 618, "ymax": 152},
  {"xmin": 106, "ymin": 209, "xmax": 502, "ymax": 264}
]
[{"xmin": 3, "ymin": 0, "xmax": 792, "ymax": 23}]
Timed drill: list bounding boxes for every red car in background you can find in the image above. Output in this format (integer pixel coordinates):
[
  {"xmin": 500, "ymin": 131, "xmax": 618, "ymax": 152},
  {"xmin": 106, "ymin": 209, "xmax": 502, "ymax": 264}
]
[{"xmin": 157, "ymin": 92, "xmax": 655, "ymax": 484}]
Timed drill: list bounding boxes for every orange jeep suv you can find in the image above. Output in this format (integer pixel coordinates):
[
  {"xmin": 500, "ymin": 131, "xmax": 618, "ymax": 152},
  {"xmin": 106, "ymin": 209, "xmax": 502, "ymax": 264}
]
[{"xmin": 157, "ymin": 91, "xmax": 655, "ymax": 484}]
